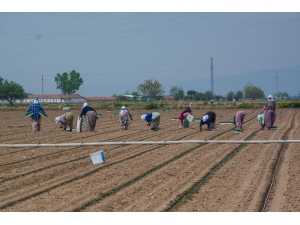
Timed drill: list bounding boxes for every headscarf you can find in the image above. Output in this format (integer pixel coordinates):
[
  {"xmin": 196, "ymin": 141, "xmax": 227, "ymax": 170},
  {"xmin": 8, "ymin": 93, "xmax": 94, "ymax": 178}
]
[
  {"xmin": 82, "ymin": 102, "xmax": 88, "ymax": 109},
  {"xmin": 55, "ymin": 116, "xmax": 61, "ymax": 123},
  {"xmin": 121, "ymin": 106, "xmax": 126, "ymax": 110},
  {"xmin": 268, "ymin": 95, "xmax": 274, "ymax": 101},
  {"xmin": 33, "ymin": 98, "xmax": 39, "ymax": 104},
  {"xmin": 141, "ymin": 114, "xmax": 146, "ymax": 121},
  {"xmin": 202, "ymin": 115, "xmax": 209, "ymax": 122}
]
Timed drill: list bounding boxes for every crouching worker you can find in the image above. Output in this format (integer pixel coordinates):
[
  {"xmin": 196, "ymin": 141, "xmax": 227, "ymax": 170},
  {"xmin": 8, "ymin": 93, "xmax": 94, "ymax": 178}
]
[
  {"xmin": 141, "ymin": 112, "xmax": 160, "ymax": 131},
  {"xmin": 55, "ymin": 112, "xmax": 74, "ymax": 132},
  {"xmin": 200, "ymin": 111, "xmax": 216, "ymax": 131},
  {"xmin": 234, "ymin": 111, "xmax": 246, "ymax": 130}
]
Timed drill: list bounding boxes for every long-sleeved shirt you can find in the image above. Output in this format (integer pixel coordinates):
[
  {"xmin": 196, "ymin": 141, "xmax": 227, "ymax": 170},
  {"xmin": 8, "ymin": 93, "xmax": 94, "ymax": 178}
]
[
  {"xmin": 145, "ymin": 113, "xmax": 152, "ymax": 123},
  {"xmin": 80, "ymin": 106, "xmax": 96, "ymax": 117},
  {"xmin": 26, "ymin": 103, "xmax": 45, "ymax": 120},
  {"xmin": 264, "ymin": 101, "xmax": 276, "ymax": 111}
]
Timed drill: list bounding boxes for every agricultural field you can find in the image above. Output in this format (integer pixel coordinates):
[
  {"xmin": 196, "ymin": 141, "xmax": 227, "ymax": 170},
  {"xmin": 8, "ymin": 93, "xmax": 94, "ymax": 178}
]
[{"xmin": 0, "ymin": 108, "xmax": 300, "ymax": 212}]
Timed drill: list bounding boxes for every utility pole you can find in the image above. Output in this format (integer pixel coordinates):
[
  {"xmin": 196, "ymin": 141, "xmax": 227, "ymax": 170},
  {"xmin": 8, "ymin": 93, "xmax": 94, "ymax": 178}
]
[
  {"xmin": 276, "ymin": 72, "xmax": 278, "ymax": 100},
  {"xmin": 42, "ymin": 75, "xmax": 44, "ymax": 104},
  {"xmin": 210, "ymin": 57, "xmax": 214, "ymax": 100}
]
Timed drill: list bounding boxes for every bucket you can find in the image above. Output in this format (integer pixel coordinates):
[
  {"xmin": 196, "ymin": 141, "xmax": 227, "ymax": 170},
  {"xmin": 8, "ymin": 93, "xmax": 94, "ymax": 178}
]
[
  {"xmin": 183, "ymin": 119, "xmax": 190, "ymax": 128},
  {"xmin": 90, "ymin": 151, "xmax": 106, "ymax": 164}
]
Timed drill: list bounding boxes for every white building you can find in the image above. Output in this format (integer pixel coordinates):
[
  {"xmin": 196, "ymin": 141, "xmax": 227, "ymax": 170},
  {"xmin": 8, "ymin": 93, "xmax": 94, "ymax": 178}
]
[{"xmin": 24, "ymin": 94, "xmax": 86, "ymax": 103}]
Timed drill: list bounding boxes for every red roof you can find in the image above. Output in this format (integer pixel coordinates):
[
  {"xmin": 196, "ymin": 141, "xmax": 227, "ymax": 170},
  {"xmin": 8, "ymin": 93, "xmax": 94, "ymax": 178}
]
[
  {"xmin": 162, "ymin": 95, "xmax": 174, "ymax": 100},
  {"xmin": 27, "ymin": 94, "xmax": 85, "ymax": 99},
  {"xmin": 85, "ymin": 96, "xmax": 116, "ymax": 101}
]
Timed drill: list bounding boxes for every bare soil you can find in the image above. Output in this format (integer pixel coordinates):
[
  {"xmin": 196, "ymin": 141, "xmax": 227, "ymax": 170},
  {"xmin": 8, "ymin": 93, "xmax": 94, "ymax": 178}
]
[{"xmin": 0, "ymin": 108, "xmax": 299, "ymax": 212}]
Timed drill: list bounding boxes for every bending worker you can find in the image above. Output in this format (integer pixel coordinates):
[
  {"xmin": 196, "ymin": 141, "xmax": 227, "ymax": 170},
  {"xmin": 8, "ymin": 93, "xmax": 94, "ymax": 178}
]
[
  {"xmin": 178, "ymin": 106, "xmax": 192, "ymax": 128},
  {"xmin": 141, "ymin": 112, "xmax": 160, "ymax": 131},
  {"xmin": 55, "ymin": 111, "xmax": 74, "ymax": 132},
  {"xmin": 79, "ymin": 102, "xmax": 98, "ymax": 132},
  {"xmin": 234, "ymin": 110, "xmax": 246, "ymax": 130},
  {"xmin": 200, "ymin": 111, "xmax": 216, "ymax": 131},
  {"xmin": 119, "ymin": 106, "xmax": 133, "ymax": 130}
]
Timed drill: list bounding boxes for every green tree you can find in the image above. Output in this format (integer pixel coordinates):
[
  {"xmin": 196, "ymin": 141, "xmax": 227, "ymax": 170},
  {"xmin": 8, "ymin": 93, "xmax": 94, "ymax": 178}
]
[
  {"xmin": 204, "ymin": 91, "xmax": 213, "ymax": 101},
  {"xmin": 116, "ymin": 95, "xmax": 128, "ymax": 101},
  {"xmin": 131, "ymin": 91, "xmax": 139, "ymax": 100},
  {"xmin": 282, "ymin": 92, "xmax": 289, "ymax": 99},
  {"xmin": 276, "ymin": 92, "xmax": 283, "ymax": 99},
  {"xmin": 137, "ymin": 78, "xmax": 165, "ymax": 100},
  {"xmin": 226, "ymin": 91, "xmax": 234, "ymax": 101},
  {"xmin": 234, "ymin": 90, "xmax": 243, "ymax": 101},
  {"xmin": 169, "ymin": 86, "xmax": 183, "ymax": 96},
  {"xmin": 243, "ymin": 83, "xmax": 265, "ymax": 99},
  {"xmin": 187, "ymin": 90, "xmax": 198, "ymax": 96},
  {"xmin": 214, "ymin": 94, "xmax": 223, "ymax": 101},
  {"xmin": 0, "ymin": 77, "xmax": 8, "ymax": 86},
  {"xmin": 54, "ymin": 70, "xmax": 83, "ymax": 94},
  {"xmin": 0, "ymin": 81, "xmax": 27, "ymax": 106},
  {"xmin": 186, "ymin": 90, "xmax": 197, "ymax": 101},
  {"xmin": 277, "ymin": 91, "xmax": 289, "ymax": 99},
  {"xmin": 174, "ymin": 89, "xmax": 185, "ymax": 100}
]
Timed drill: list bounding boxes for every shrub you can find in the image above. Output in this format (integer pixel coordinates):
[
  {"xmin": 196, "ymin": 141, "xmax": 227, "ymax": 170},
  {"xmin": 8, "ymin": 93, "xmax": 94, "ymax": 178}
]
[
  {"xmin": 237, "ymin": 102, "xmax": 251, "ymax": 108},
  {"xmin": 144, "ymin": 103, "xmax": 158, "ymax": 110}
]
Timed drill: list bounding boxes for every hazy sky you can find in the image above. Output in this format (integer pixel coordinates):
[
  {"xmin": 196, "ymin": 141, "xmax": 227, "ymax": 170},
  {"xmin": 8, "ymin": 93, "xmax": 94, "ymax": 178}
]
[{"xmin": 1, "ymin": 2, "xmax": 300, "ymax": 97}]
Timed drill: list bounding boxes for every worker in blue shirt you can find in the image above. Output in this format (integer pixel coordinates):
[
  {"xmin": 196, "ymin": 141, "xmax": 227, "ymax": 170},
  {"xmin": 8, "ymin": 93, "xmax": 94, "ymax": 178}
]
[
  {"xmin": 26, "ymin": 98, "xmax": 46, "ymax": 132},
  {"xmin": 141, "ymin": 112, "xmax": 160, "ymax": 131}
]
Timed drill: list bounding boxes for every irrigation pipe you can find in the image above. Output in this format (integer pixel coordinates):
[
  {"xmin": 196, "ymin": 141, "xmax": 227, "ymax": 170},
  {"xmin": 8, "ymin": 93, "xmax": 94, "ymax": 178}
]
[{"xmin": 0, "ymin": 140, "xmax": 300, "ymax": 148}]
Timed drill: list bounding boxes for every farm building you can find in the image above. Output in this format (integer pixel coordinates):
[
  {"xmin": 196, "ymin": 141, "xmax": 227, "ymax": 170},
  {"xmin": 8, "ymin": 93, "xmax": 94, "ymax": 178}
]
[
  {"xmin": 84, "ymin": 96, "xmax": 117, "ymax": 103},
  {"xmin": 162, "ymin": 95, "xmax": 174, "ymax": 101},
  {"xmin": 24, "ymin": 94, "xmax": 86, "ymax": 103}
]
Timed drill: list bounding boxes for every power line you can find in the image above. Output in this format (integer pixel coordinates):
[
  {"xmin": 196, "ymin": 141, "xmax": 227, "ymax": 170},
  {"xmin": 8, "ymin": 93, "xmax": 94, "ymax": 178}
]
[{"xmin": 0, "ymin": 13, "xmax": 213, "ymax": 57}]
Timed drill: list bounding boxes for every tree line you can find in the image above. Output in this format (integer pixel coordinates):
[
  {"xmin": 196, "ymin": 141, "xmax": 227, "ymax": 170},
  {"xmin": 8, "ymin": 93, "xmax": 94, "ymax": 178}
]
[{"xmin": 0, "ymin": 70, "xmax": 296, "ymax": 106}]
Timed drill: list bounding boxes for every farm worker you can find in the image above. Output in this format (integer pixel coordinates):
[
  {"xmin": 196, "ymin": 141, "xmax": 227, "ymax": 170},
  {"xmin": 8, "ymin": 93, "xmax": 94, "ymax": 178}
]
[
  {"xmin": 25, "ymin": 98, "xmax": 46, "ymax": 132},
  {"xmin": 55, "ymin": 112, "xmax": 74, "ymax": 132},
  {"xmin": 141, "ymin": 112, "xmax": 160, "ymax": 131},
  {"xmin": 79, "ymin": 102, "xmax": 98, "ymax": 131},
  {"xmin": 119, "ymin": 106, "xmax": 133, "ymax": 130},
  {"xmin": 178, "ymin": 106, "xmax": 192, "ymax": 128},
  {"xmin": 261, "ymin": 95, "xmax": 276, "ymax": 130},
  {"xmin": 234, "ymin": 111, "xmax": 246, "ymax": 130},
  {"xmin": 200, "ymin": 111, "xmax": 216, "ymax": 131},
  {"xmin": 257, "ymin": 114, "xmax": 265, "ymax": 130}
]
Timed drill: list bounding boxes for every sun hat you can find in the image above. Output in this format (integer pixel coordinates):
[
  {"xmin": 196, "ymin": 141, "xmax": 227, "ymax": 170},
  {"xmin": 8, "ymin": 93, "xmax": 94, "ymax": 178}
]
[
  {"xmin": 55, "ymin": 116, "xmax": 61, "ymax": 123},
  {"xmin": 141, "ymin": 114, "xmax": 146, "ymax": 121},
  {"xmin": 268, "ymin": 95, "xmax": 274, "ymax": 101},
  {"xmin": 82, "ymin": 102, "xmax": 88, "ymax": 108},
  {"xmin": 202, "ymin": 115, "xmax": 209, "ymax": 122},
  {"xmin": 33, "ymin": 98, "xmax": 39, "ymax": 104}
]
